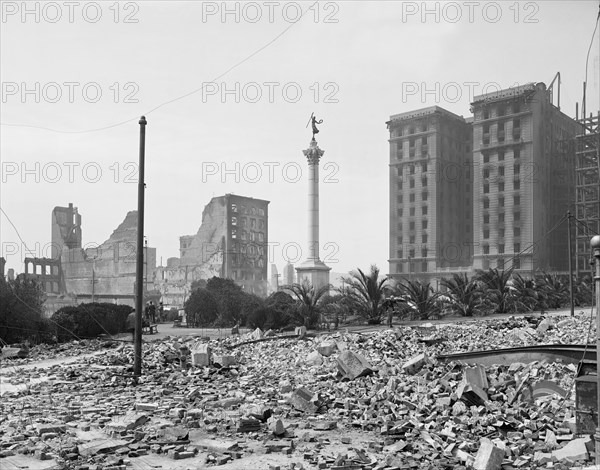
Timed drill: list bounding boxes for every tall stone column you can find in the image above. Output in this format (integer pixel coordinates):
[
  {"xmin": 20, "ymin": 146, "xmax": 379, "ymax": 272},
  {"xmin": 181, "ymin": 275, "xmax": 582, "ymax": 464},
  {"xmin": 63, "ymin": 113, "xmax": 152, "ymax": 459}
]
[{"xmin": 296, "ymin": 137, "xmax": 331, "ymax": 291}]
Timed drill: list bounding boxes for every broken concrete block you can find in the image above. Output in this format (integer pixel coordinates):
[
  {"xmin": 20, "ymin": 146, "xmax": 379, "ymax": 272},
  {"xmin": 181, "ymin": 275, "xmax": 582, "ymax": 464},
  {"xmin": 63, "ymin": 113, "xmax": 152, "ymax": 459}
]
[
  {"xmin": 251, "ymin": 328, "xmax": 263, "ymax": 340},
  {"xmin": 473, "ymin": 439, "xmax": 504, "ymax": 470},
  {"xmin": 288, "ymin": 387, "xmax": 318, "ymax": 413},
  {"xmin": 336, "ymin": 351, "xmax": 373, "ymax": 380},
  {"xmin": 105, "ymin": 412, "xmax": 149, "ymax": 432},
  {"xmin": 306, "ymin": 350, "xmax": 323, "ymax": 366},
  {"xmin": 35, "ymin": 423, "xmax": 66, "ymax": 435},
  {"xmin": 537, "ymin": 319, "xmax": 551, "ymax": 333},
  {"xmin": 135, "ymin": 403, "xmax": 158, "ymax": 412},
  {"xmin": 464, "ymin": 364, "xmax": 489, "ymax": 390},
  {"xmin": 191, "ymin": 344, "xmax": 211, "ymax": 367},
  {"xmin": 457, "ymin": 381, "xmax": 488, "ymax": 406},
  {"xmin": 552, "ymin": 436, "xmax": 591, "ymax": 462},
  {"xmin": 317, "ymin": 341, "xmax": 337, "ymax": 357},
  {"xmin": 295, "ymin": 326, "xmax": 307, "ymax": 338},
  {"xmin": 268, "ymin": 418, "xmax": 286, "ymax": 436},
  {"xmin": 212, "ymin": 354, "xmax": 236, "ymax": 367},
  {"xmin": 401, "ymin": 353, "xmax": 428, "ymax": 375}
]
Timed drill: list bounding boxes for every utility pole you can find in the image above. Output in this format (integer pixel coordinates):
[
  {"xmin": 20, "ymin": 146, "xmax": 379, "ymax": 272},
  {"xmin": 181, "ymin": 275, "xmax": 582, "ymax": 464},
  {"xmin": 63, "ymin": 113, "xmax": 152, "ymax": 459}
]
[
  {"xmin": 591, "ymin": 235, "xmax": 600, "ymax": 464},
  {"xmin": 134, "ymin": 116, "xmax": 147, "ymax": 377},
  {"xmin": 567, "ymin": 211, "xmax": 574, "ymax": 316}
]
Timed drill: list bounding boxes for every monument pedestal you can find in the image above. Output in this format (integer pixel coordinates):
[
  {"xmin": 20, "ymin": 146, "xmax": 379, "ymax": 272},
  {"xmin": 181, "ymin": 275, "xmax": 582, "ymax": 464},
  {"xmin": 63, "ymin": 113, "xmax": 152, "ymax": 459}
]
[{"xmin": 296, "ymin": 259, "xmax": 331, "ymax": 292}]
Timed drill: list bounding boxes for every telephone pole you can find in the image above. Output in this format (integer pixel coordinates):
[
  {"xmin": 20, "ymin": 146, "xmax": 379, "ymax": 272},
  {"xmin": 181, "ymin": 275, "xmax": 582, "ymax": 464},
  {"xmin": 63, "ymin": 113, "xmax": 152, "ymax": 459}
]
[{"xmin": 134, "ymin": 116, "xmax": 147, "ymax": 377}]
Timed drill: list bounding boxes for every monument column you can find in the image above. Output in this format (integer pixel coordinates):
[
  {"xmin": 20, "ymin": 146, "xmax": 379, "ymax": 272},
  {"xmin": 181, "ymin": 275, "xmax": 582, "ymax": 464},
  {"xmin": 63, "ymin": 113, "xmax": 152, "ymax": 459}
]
[{"xmin": 296, "ymin": 115, "xmax": 331, "ymax": 291}]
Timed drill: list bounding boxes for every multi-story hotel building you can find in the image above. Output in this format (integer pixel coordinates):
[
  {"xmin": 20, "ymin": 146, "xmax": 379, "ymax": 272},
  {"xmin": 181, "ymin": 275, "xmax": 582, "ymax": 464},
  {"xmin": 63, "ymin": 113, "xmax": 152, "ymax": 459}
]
[
  {"xmin": 388, "ymin": 82, "xmax": 582, "ymax": 283},
  {"xmin": 387, "ymin": 106, "xmax": 473, "ymax": 284}
]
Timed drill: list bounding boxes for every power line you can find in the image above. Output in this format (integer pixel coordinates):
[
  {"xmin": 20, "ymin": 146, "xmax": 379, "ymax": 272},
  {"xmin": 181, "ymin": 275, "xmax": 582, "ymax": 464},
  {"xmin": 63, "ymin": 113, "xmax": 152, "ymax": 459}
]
[{"xmin": 0, "ymin": 2, "xmax": 315, "ymax": 135}]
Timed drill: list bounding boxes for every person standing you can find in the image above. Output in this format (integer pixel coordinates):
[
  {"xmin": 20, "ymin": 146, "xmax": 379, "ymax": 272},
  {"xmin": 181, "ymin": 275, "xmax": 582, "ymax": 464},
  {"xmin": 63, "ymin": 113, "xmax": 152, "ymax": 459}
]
[
  {"xmin": 158, "ymin": 302, "xmax": 165, "ymax": 323},
  {"xmin": 126, "ymin": 310, "xmax": 136, "ymax": 342},
  {"xmin": 149, "ymin": 301, "xmax": 156, "ymax": 324}
]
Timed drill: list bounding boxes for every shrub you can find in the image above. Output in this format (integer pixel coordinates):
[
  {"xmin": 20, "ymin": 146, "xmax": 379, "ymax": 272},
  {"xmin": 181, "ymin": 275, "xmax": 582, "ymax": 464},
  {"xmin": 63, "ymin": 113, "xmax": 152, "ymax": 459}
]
[{"xmin": 51, "ymin": 303, "xmax": 133, "ymax": 341}]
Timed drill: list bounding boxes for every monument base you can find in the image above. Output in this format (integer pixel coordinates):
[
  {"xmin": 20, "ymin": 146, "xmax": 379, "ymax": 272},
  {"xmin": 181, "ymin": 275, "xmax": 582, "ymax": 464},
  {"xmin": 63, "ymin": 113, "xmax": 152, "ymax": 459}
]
[{"xmin": 295, "ymin": 259, "xmax": 331, "ymax": 292}]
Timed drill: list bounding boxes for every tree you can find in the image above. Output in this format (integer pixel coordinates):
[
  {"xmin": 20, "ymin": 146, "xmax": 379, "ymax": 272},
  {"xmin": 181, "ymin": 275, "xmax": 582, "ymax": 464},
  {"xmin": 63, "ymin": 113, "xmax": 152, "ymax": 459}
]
[
  {"xmin": 340, "ymin": 265, "xmax": 389, "ymax": 324},
  {"xmin": 184, "ymin": 288, "xmax": 219, "ymax": 327},
  {"xmin": 283, "ymin": 280, "xmax": 329, "ymax": 328},
  {"xmin": 205, "ymin": 277, "xmax": 246, "ymax": 326},
  {"xmin": 440, "ymin": 273, "xmax": 481, "ymax": 317},
  {"xmin": 509, "ymin": 273, "xmax": 542, "ymax": 313},
  {"xmin": 474, "ymin": 268, "xmax": 513, "ymax": 314},
  {"xmin": 394, "ymin": 279, "xmax": 439, "ymax": 320},
  {"xmin": 536, "ymin": 272, "xmax": 569, "ymax": 309},
  {"xmin": 190, "ymin": 279, "xmax": 208, "ymax": 291},
  {"xmin": 0, "ymin": 275, "xmax": 46, "ymax": 344}
]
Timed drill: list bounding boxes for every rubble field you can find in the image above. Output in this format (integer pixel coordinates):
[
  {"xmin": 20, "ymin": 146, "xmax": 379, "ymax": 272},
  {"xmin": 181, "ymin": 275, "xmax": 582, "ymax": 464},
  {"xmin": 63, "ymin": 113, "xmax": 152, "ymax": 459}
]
[{"xmin": 0, "ymin": 312, "xmax": 598, "ymax": 470}]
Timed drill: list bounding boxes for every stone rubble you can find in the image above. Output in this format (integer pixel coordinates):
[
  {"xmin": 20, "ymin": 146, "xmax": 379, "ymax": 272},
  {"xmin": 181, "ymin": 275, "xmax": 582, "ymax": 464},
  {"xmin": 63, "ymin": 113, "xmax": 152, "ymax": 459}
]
[{"xmin": 0, "ymin": 312, "xmax": 598, "ymax": 469}]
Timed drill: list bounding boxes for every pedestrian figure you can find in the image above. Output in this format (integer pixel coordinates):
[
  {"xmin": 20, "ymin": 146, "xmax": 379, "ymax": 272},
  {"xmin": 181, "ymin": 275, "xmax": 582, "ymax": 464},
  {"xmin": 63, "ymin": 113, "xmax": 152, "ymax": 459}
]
[
  {"xmin": 387, "ymin": 307, "xmax": 394, "ymax": 328},
  {"xmin": 126, "ymin": 310, "xmax": 136, "ymax": 342},
  {"xmin": 159, "ymin": 302, "xmax": 165, "ymax": 323},
  {"xmin": 149, "ymin": 301, "xmax": 156, "ymax": 324}
]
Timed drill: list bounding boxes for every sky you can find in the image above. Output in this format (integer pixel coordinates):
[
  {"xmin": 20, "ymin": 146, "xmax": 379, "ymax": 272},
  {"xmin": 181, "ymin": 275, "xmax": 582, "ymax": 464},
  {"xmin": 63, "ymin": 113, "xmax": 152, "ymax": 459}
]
[{"xmin": 1, "ymin": 0, "xmax": 599, "ymax": 279}]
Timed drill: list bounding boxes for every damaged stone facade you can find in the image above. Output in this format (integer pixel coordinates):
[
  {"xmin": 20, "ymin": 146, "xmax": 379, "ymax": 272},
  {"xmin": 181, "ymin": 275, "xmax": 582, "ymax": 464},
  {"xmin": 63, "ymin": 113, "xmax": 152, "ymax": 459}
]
[{"xmin": 156, "ymin": 194, "xmax": 269, "ymax": 304}]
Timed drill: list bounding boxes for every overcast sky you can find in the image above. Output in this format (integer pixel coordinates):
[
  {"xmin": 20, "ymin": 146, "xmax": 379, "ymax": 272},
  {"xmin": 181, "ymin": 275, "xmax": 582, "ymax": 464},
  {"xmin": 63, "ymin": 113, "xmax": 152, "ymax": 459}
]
[{"xmin": 1, "ymin": 0, "xmax": 599, "ymax": 278}]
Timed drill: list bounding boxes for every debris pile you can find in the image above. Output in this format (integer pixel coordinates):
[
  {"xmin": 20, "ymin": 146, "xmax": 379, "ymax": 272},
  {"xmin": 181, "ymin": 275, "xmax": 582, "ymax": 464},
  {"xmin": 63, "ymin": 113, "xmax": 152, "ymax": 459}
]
[{"xmin": 0, "ymin": 313, "xmax": 597, "ymax": 469}]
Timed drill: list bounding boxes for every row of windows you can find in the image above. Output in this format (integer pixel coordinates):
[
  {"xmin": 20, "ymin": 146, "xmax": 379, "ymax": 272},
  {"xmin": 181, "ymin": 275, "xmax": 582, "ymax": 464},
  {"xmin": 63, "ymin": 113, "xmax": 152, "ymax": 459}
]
[
  {"xmin": 231, "ymin": 229, "xmax": 265, "ymax": 242},
  {"xmin": 395, "ymin": 261, "xmax": 430, "ymax": 273},
  {"xmin": 482, "ymin": 211, "xmax": 520, "ymax": 223},
  {"xmin": 398, "ymin": 206, "xmax": 429, "ymax": 217},
  {"xmin": 481, "ymin": 243, "xmax": 521, "ymax": 254},
  {"xmin": 482, "ymin": 226, "xmax": 522, "ymax": 239},
  {"xmin": 398, "ymin": 235, "xmax": 429, "ymax": 245},
  {"xmin": 398, "ymin": 220, "xmax": 430, "ymax": 230},
  {"xmin": 483, "ymin": 179, "xmax": 521, "ymax": 193},
  {"xmin": 397, "ymin": 192, "xmax": 429, "ymax": 203},
  {"xmin": 397, "ymin": 247, "xmax": 429, "ymax": 258},
  {"xmin": 483, "ymin": 195, "xmax": 520, "ymax": 208},
  {"xmin": 232, "ymin": 270, "xmax": 265, "ymax": 280},
  {"xmin": 482, "ymin": 148, "xmax": 520, "ymax": 163},
  {"xmin": 482, "ymin": 164, "xmax": 521, "ymax": 178},
  {"xmin": 231, "ymin": 204, "xmax": 265, "ymax": 217},
  {"xmin": 482, "ymin": 102, "xmax": 522, "ymax": 120},
  {"xmin": 480, "ymin": 258, "xmax": 521, "ymax": 270},
  {"xmin": 397, "ymin": 177, "xmax": 428, "ymax": 190},
  {"xmin": 231, "ymin": 217, "xmax": 265, "ymax": 230}
]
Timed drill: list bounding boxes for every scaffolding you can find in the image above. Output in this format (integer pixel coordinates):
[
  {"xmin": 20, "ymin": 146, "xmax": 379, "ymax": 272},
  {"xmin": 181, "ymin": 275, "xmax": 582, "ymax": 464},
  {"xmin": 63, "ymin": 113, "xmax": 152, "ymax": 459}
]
[{"xmin": 575, "ymin": 113, "xmax": 600, "ymax": 275}]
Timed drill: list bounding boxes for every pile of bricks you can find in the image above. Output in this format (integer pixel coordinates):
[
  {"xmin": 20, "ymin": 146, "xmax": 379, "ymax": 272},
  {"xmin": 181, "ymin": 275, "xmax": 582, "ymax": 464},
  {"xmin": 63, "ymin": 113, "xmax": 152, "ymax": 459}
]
[{"xmin": 0, "ymin": 312, "xmax": 597, "ymax": 469}]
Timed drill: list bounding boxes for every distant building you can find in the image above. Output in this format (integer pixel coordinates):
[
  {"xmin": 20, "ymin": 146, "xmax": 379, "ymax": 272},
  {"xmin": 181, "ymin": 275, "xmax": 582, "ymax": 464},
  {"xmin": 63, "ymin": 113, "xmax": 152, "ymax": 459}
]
[
  {"xmin": 388, "ymin": 82, "xmax": 582, "ymax": 283},
  {"xmin": 157, "ymin": 194, "xmax": 270, "ymax": 300},
  {"xmin": 269, "ymin": 264, "xmax": 279, "ymax": 294},
  {"xmin": 471, "ymin": 82, "xmax": 581, "ymax": 274},
  {"xmin": 282, "ymin": 262, "xmax": 295, "ymax": 286},
  {"xmin": 387, "ymin": 106, "xmax": 473, "ymax": 284},
  {"xmin": 51, "ymin": 203, "xmax": 82, "ymax": 259}
]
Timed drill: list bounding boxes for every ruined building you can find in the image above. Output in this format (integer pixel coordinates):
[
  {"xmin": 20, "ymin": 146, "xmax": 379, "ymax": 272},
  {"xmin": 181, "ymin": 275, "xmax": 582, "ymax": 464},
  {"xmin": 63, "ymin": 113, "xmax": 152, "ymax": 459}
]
[{"xmin": 156, "ymin": 194, "xmax": 269, "ymax": 304}]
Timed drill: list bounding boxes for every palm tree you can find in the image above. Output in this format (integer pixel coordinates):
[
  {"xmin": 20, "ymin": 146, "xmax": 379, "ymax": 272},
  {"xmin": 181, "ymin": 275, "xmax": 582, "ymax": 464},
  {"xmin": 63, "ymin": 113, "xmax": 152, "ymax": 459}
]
[
  {"xmin": 340, "ymin": 265, "xmax": 389, "ymax": 324},
  {"xmin": 536, "ymin": 272, "xmax": 568, "ymax": 309},
  {"xmin": 510, "ymin": 273, "xmax": 542, "ymax": 313},
  {"xmin": 394, "ymin": 279, "xmax": 439, "ymax": 320},
  {"xmin": 474, "ymin": 268, "xmax": 514, "ymax": 314},
  {"xmin": 440, "ymin": 273, "xmax": 481, "ymax": 317},
  {"xmin": 283, "ymin": 280, "xmax": 330, "ymax": 328}
]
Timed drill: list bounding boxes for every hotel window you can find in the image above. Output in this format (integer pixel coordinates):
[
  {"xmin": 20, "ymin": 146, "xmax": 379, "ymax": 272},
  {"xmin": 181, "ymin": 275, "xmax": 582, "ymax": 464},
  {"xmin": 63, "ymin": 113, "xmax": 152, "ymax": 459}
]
[
  {"xmin": 499, "ymin": 228, "xmax": 505, "ymax": 238},
  {"xmin": 483, "ymin": 245, "xmax": 490, "ymax": 254},
  {"xmin": 499, "ymin": 166, "xmax": 505, "ymax": 176},
  {"xmin": 422, "ymin": 191, "xmax": 428, "ymax": 201},
  {"xmin": 250, "ymin": 219, "xmax": 256, "ymax": 229},
  {"xmin": 514, "ymin": 243, "xmax": 521, "ymax": 253},
  {"xmin": 499, "ymin": 213, "xmax": 505, "ymax": 223},
  {"xmin": 421, "ymin": 136, "xmax": 427, "ymax": 145},
  {"xmin": 484, "ymin": 184, "xmax": 489, "ymax": 194},
  {"xmin": 397, "ymin": 249, "xmax": 403, "ymax": 258},
  {"xmin": 410, "ymin": 179, "xmax": 415, "ymax": 189},
  {"xmin": 231, "ymin": 204, "xmax": 238, "ymax": 212},
  {"xmin": 409, "ymin": 138, "xmax": 415, "ymax": 148},
  {"xmin": 514, "ymin": 164, "xmax": 520, "ymax": 175},
  {"xmin": 483, "ymin": 154, "xmax": 490, "ymax": 163},
  {"xmin": 497, "ymin": 105, "xmax": 506, "ymax": 116},
  {"xmin": 259, "ymin": 208, "xmax": 265, "ymax": 216},
  {"xmin": 398, "ymin": 195, "xmax": 403, "ymax": 203},
  {"xmin": 499, "ymin": 244, "xmax": 505, "ymax": 254},
  {"xmin": 422, "ymin": 162, "xmax": 428, "ymax": 172},
  {"xmin": 258, "ymin": 232, "xmax": 264, "ymax": 242},
  {"xmin": 499, "ymin": 197, "xmax": 504, "ymax": 207},
  {"xmin": 499, "ymin": 182, "xmax": 505, "ymax": 192},
  {"xmin": 259, "ymin": 220, "xmax": 265, "ymax": 230},
  {"xmin": 231, "ymin": 229, "xmax": 237, "ymax": 239},
  {"xmin": 421, "ymin": 247, "xmax": 428, "ymax": 257},
  {"xmin": 514, "ymin": 180, "xmax": 520, "ymax": 190},
  {"xmin": 514, "ymin": 212, "xmax": 521, "ymax": 221},
  {"xmin": 398, "ymin": 181, "xmax": 403, "ymax": 190},
  {"xmin": 483, "ymin": 108, "xmax": 490, "ymax": 119},
  {"xmin": 409, "ymin": 127, "xmax": 415, "ymax": 135},
  {"xmin": 409, "ymin": 221, "xmax": 415, "ymax": 230},
  {"xmin": 513, "ymin": 102, "xmax": 520, "ymax": 113},
  {"xmin": 422, "ymin": 206, "xmax": 428, "ymax": 215},
  {"xmin": 422, "ymin": 234, "xmax": 428, "ymax": 243},
  {"xmin": 410, "ymin": 165, "xmax": 415, "ymax": 175},
  {"xmin": 514, "ymin": 195, "xmax": 520, "ymax": 205},
  {"xmin": 422, "ymin": 176, "xmax": 428, "ymax": 186},
  {"xmin": 513, "ymin": 258, "xmax": 521, "ymax": 269},
  {"xmin": 483, "ymin": 199, "xmax": 489, "ymax": 209},
  {"xmin": 483, "ymin": 214, "xmax": 489, "ymax": 224},
  {"xmin": 483, "ymin": 169, "xmax": 490, "ymax": 178},
  {"xmin": 396, "ymin": 264, "xmax": 403, "ymax": 273},
  {"xmin": 499, "ymin": 151, "xmax": 505, "ymax": 161},
  {"xmin": 421, "ymin": 261, "xmax": 428, "ymax": 272},
  {"xmin": 410, "ymin": 193, "xmax": 415, "ymax": 203},
  {"xmin": 410, "ymin": 207, "xmax": 415, "ymax": 216},
  {"xmin": 409, "ymin": 236, "xmax": 415, "ymax": 244},
  {"xmin": 514, "ymin": 148, "xmax": 520, "ymax": 159},
  {"xmin": 397, "ymin": 236, "xmax": 403, "ymax": 244},
  {"xmin": 483, "ymin": 229, "xmax": 489, "ymax": 239},
  {"xmin": 422, "ymin": 220, "xmax": 428, "ymax": 229},
  {"xmin": 497, "ymin": 259, "xmax": 504, "ymax": 269},
  {"xmin": 514, "ymin": 227, "xmax": 521, "ymax": 236},
  {"xmin": 397, "ymin": 208, "xmax": 403, "ymax": 217},
  {"xmin": 231, "ymin": 217, "xmax": 237, "ymax": 225}
]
